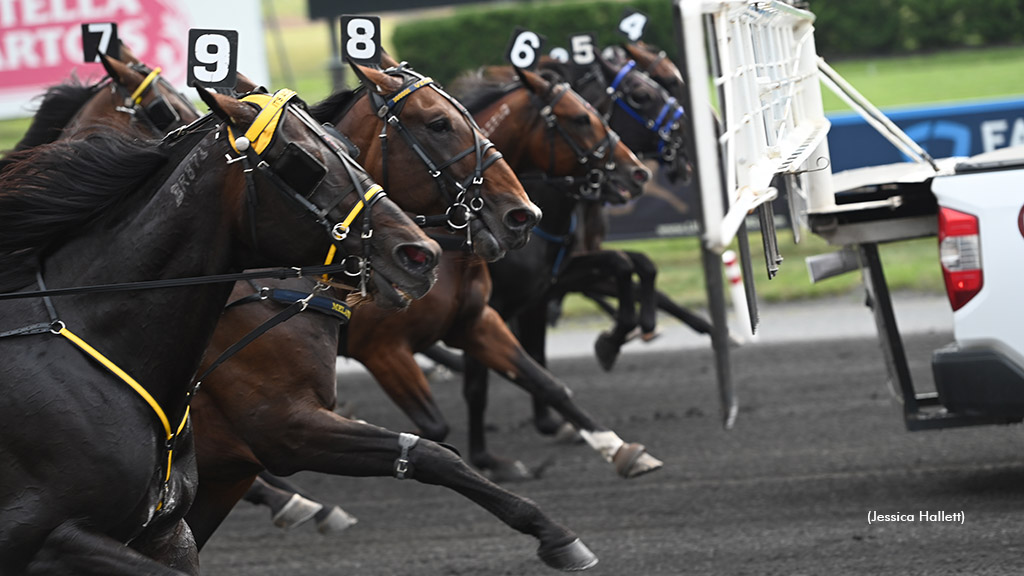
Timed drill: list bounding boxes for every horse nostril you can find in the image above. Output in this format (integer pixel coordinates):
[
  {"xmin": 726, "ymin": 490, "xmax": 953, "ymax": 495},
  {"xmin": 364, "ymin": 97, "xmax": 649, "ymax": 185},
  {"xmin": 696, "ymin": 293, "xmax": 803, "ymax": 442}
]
[
  {"xmin": 401, "ymin": 244, "xmax": 434, "ymax": 269},
  {"xmin": 633, "ymin": 167, "xmax": 651, "ymax": 184},
  {"xmin": 509, "ymin": 209, "xmax": 532, "ymax": 225}
]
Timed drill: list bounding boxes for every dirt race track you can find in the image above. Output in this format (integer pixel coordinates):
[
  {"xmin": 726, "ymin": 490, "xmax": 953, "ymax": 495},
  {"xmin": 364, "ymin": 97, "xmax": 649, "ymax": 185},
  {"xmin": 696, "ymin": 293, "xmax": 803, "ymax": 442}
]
[{"xmin": 200, "ymin": 332, "xmax": 1024, "ymax": 575}]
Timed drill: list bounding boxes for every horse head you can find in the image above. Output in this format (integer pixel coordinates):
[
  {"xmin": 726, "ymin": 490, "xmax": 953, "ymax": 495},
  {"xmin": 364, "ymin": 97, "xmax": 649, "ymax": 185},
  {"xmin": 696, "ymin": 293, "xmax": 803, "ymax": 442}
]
[
  {"xmin": 311, "ymin": 54, "xmax": 541, "ymax": 263},
  {"xmin": 64, "ymin": 52, "xmax": 201, "ymax": 137},
  {"xmin": 616, "ymin": 42, "xmax": 693, "ymax": 183},
  {"xmin": 466, "ymin": 66, "xmax": 650, "ymax": 205},
  {"xmin": 197, "ymin": 88, "xmax": 440, "ymax": 309}
]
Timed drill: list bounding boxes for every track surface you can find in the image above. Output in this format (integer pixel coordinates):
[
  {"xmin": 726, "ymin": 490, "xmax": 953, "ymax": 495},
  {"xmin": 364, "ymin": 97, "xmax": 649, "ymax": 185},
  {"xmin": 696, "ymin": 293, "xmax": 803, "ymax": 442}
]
[{"xmin": 200, "ymin": 332, "xmax": 1024, "ymax": 575}]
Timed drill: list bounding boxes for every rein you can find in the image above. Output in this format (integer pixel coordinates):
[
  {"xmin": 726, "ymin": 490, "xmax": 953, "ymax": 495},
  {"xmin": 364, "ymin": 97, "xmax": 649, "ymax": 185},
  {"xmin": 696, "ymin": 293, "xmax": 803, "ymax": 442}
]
[{"xmin": 0, "ymin": 90, "xmax": 386, "ymax": 519}]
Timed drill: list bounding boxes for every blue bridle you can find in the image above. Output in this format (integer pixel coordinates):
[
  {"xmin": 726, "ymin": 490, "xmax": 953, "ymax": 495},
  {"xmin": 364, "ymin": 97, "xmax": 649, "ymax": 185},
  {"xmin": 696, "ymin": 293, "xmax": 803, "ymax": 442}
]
[{"xmin": 606, "ymin": 60, "xmax": 685, "ymax": 161}]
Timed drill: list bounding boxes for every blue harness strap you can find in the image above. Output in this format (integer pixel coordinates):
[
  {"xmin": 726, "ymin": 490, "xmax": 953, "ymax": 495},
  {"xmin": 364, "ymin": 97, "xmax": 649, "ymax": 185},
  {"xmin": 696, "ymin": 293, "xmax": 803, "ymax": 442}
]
[{"xmin": 531, "ymin": 211, "xmax": 578, "ymax": 281}]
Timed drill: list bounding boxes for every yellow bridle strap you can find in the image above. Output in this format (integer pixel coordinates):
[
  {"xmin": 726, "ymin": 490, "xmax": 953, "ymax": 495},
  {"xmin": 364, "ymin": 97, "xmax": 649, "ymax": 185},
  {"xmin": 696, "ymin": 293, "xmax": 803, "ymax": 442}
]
[
  {"xmin": 228, "ymin": 88, "xmax": 298, "ymax": 155},
  {"xmin": 339, "ymin": 183, "xmax": 385, "ymax": 232},
  {"xmin": 387, "ymin": 77, "xmax": 434, "ymax": 108},
  {"xmin": 129, "ymin": 67, "xmax": 162, "ymax": 105},
  {"xmin": 321, "ymin": 183, "xmax": 383, "ymax": 281}
]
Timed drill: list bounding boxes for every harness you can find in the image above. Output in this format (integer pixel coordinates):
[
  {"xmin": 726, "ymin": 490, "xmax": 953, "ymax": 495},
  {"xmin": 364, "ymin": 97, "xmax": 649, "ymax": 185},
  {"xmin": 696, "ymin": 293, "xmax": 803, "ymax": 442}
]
[
  {"xmin": 362, "ymin": 64, "xmax": 505, "ymax": 251},
  {"xmin": 605, "ymin": 60, "xmax": 686, "ymax": 165},
  {"xmin": 517, "ymin": 82, "xmax": 622, "ymax": 202},
  {"xmin": 226, "ymin": 89, "xmax": 386, "ymax": 293},
  {"xmin": 0, "ymin": 89, "xmax": 385, "ymax": 520},
  {"xmin": 531, "ymin": 210, "xmax": 578, "ymax": 283},
  {"xmin": 111, "ymin": 64, "xmax": 201, "ymax": 134}
]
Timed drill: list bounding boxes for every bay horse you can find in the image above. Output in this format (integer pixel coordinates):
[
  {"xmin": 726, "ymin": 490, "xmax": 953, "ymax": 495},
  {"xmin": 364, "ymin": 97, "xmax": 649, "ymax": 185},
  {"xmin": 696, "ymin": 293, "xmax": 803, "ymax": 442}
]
[
  {"xmin": 0, "ymin": 87, "xmax": 439, "ymax": 574},
  {"xmin": 330, "ymin": 61, "xmax": 661, "ymax": 483},
  {"xmin": 184, "ymin": 58, "xmax": 601, "ymax": 570}
]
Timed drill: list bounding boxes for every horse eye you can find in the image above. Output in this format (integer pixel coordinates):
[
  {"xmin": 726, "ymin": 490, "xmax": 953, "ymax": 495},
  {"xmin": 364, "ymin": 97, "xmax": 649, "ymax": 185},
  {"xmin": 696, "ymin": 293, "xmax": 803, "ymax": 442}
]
[
  {"xmin": 428, "ymin": 118, "xmax": 452, "ymax": 132},
  {"xmin": 572, "ymin": 114, "xmax": 591, "ymax": 127}
]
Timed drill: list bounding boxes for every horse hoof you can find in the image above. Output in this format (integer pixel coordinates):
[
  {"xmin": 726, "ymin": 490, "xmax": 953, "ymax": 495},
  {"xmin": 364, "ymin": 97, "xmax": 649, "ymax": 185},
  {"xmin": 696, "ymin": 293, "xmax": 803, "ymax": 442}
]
[
  {"xmin": 272, "ymin": 494, "xmax": 323, "ymax": 529},
  {"xmin": 484, "ymin": 460, "xmax": 534, "ymax": 483},
  {"xmin": 613, "ymin": 443, "xmax": 664, "ymax": 479},
  {"xmin": 538, "ymin": 538, "xmax": 599, "ymax": 571},
  {"xmin": 316, "ymin": 506, "xmax": 358, "ymax": 535},
  {"xmin": 593, "ymin": 332, "xmax": 622, "ymax": 372}
]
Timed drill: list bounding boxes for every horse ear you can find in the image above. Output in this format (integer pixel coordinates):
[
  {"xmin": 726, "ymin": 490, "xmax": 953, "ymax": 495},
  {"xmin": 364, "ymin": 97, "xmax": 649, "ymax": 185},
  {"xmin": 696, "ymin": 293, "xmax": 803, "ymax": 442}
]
[
  {"xmin": 234, "ymin": 72, "xmax": 265, "ymax": 95},
  {"xmin": 348, "ymin": 61, "xmax": 403, "ymax": 94},
  {"xmin": 196, "ymin": 85, "xmax": 250, "ymax": 127},
  {"xmin": 98, "ymin": 52, "xmax": 129, "ymax": 86},
  {"xmin": 379, "ymin": 50, "xmax": 400, "ymax": 69},
  {"xmin": 117, "ymin": 40, "xmax": 140, "ymax": 65},
  {"xmin": 515, "ymin": 67, "xmax": 549, "ymax": 96}
]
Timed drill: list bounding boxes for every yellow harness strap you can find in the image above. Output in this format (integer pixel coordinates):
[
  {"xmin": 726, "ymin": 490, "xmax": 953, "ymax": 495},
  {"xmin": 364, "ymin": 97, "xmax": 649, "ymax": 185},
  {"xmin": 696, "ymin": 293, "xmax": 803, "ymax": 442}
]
[
  {"xmin": 321, "ymin": 183, "xmax": 385, "ymax": 279},
  {"xmin": 57, "ymin": 325, "xmax": 190, "ymax": 505},
  {"xmin": 228, "ymin": 89, "xmax": 298, "ymax": 155},
  {"xmin": 129, "ymin": 67, "xmax": 162, "ymax": 105}
]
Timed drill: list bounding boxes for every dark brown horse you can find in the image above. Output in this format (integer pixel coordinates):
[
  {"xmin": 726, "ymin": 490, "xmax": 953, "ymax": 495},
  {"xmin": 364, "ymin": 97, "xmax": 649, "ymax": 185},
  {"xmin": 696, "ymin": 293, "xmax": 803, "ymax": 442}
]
[
  {"xmin": 184, "ymin": 59, "xmax": 600, "ymax": 571},
  {"xmin": 0, "ymin": 86, "xmax": 438, "ymax": 574},
  {"xmin": 335, "ymin": 63, "xmax": 661, "ymax": 483},
  {"xmin": 2, "ymin": 50, "xmax": 199, "ymax": 164}
]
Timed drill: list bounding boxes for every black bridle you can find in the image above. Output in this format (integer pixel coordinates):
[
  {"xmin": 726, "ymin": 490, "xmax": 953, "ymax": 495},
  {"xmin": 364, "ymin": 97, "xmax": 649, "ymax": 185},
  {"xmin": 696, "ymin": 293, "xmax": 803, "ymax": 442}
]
[
  {"xmin": 224, "ymin": 89, "xmax": 387, "ymax": 294},
  {"xmin": 361, "ymin": 64, "xmax": 506, "ymax": 248},
  {"xmin": 110, "ymin": 63, "xmax": 201, "ymax": 134}
]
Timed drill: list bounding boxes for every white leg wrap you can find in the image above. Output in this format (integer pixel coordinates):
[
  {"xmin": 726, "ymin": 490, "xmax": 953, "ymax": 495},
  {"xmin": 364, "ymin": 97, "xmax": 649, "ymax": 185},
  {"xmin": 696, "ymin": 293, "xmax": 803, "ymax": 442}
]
[{"xmin": 579, "ymin": 430, "xmax": 624, "ymax": 463}]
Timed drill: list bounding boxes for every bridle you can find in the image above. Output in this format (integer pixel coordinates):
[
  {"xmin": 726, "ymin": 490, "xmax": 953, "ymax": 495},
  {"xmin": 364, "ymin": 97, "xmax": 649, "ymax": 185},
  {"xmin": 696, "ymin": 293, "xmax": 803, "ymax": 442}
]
[
  {"xmin": 604, "ymin": 59, "xmax": 686, "ymax": 167},
  {"xmin": 221, "ymin": 88, "xmax": 387, "ymax": 294},
  {"xmin": 528, "ymin": 81, "xmax": 622, "ymax": 201},
  {"xmin": 362, "ymin": 63, "xmax": 505, "ymax": 248},
  {"xmin": 110, "ymin": 63, "xmax": 201, "ymax": 134}
]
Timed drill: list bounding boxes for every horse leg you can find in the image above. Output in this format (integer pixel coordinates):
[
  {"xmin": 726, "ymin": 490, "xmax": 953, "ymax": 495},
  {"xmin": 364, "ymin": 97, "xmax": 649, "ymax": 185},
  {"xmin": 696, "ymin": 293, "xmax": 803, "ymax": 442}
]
[
  {"xmin": 187, "ymin": 475, "xmax": 255, "ymax": 550},
  {"xmin": 462, "ymin": 354, "xmax": 533, "ymax": 482},
  {"xmin": 361, "ymin": 345, "xmax": 451, "ymax": 442},
  {"xmin": 255, "ymin": 472, "xmax": 358, "ymax": 534},
  {"xmin": 514, "ymin": 300, "xmax": 572, "ymax": 438},
  {"xmin": 250, "ymin": 409, "xmax": 597, "ymax": 571},
  {"xmin": 420, "ymin": 343, "xmax": 466, "ymax": 373},
  {"xmin": 27, "ymin": 520, "xmax": 194, "ymax": 576},
  {"xmin": 243, "ymin": 473, "xmax": 323, "ymax": 530},
  {"xmin": 624, "ymin": 250, "xmax": 659, "ymax": 338},
  {"xmin": 456, "ymin": 305, "xmax": 662, "ymax": 479},
  {"xmin": 559, "ymin": 251, "xmax": 639, "ymax": 371}
]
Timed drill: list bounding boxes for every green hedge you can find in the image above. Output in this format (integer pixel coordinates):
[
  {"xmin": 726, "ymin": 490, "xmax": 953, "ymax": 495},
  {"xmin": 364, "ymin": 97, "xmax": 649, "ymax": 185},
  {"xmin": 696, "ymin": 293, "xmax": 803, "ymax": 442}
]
[{"xmin": 391, "ymin": 0, "xmax": 1024, "ymax": 84}]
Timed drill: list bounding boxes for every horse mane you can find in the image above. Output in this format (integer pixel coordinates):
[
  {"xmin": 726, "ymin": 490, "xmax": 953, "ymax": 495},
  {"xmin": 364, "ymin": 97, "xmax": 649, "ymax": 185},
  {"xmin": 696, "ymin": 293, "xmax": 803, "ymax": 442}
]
[
  {"xmin": 0, "ymin": 128, "xmax": 169, "ymax": 286},
  {"xmin": 11, "ymin": 79, "xmax": 103, "ymax": 154},
  {"xmin": 448, "ymin": 70, "xmax": 522, "ymax": 115},
  {"xmin": 308, "ymin": 89, "xmax": 362, "ymax": 125}
]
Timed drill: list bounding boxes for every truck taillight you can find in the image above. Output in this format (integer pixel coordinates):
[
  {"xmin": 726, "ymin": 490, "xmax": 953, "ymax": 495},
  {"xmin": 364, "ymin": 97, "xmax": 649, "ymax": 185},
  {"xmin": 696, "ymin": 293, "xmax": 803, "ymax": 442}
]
[{"xmin": 938, "ymin": 207, "xmax": 983, "ymax": 311}]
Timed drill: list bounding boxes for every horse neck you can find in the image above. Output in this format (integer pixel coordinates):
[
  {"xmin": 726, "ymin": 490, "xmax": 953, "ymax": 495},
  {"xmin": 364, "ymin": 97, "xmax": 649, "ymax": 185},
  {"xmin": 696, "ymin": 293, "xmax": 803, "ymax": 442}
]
[
  {"xmin": 473, "ymin": 89, "xmax": 545, "ymax": 173},
  {"xmin": 42, "ymin": 132, "xmax": 245, "ymax": 416},
  {"xmin": 330, "ymin": 100, "xmax": 440, "ymax": 216}
]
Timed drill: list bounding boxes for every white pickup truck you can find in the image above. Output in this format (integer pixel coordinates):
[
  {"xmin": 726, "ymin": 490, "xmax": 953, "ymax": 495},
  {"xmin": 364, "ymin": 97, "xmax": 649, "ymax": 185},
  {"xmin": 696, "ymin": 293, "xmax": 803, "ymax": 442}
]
[
  {"xmin": 929, "ymin": 146, "xmax": 1024, "ymax": 423},
  {"xmin": 810, "ymin": 146, "xmax": 1024, "ymax": 430}
]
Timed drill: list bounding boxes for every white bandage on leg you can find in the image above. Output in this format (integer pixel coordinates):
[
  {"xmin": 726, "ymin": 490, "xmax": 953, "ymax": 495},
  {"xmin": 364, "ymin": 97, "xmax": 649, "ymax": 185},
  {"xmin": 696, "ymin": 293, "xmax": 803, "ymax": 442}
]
[{"xmin": 578, "ymin": 430, "xmax": 624, "ymax": 463}]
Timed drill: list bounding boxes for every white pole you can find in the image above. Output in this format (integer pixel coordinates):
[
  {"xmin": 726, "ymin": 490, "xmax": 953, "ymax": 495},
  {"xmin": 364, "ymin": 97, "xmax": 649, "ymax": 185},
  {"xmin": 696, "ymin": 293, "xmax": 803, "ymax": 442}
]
[{"xmin": 723, "ymin": 250, "xmax": 757, "ymax": 343}]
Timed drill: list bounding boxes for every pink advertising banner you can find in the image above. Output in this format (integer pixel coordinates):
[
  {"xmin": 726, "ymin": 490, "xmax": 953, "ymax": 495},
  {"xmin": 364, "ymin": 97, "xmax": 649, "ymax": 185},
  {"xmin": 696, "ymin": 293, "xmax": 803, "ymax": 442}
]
[{"xmin": 0, "ymin": 0, "xmax": 268, "ymax": 119}]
